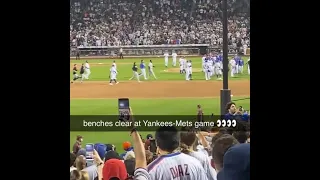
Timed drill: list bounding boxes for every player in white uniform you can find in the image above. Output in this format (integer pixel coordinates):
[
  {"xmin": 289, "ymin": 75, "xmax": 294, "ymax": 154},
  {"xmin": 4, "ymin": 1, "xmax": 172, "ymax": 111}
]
[
  {"xmin": 172, "ymin": 51, "xmax": 177, "ymax": 67},
  {"xmin": 180, "ymin": 129, "xmax": 217, "ymax": 180},
  {"xmin": 202, "ymin": 55, "xmax": 207, "ymax": 72},
  {"xmin": 147, "ymin": 126, "xmax": 208, "ymax": 180},
  {"xmin": 189, "ymin": 60, "xmax": 193, "ymax": 80},
  {"xmin": 164, "ymin": 51, "xmax": 169, "ymax": 67},
  {"xmin": 179, "ymin": 57, "xmax": 184, "ymax": 74},
  {"xmin": 214, "ymin": 58, "xmax": 222, "ymax": 80},
  {"xmin": 204, "ymin": 60, "xmax": 211, "ymax": 80},
  {"xmin": 208, "ymin": 58, "xmax": 214, "ymax": 77},
  {"xmin": 247, "ymin": 58, "xmax": 250, "ymax": 75},
  {"xmin": 229, "ymin": 58, "xmax": 236, "ymax": 77},
  {"xmin": 185, "ymin": 60, "xmax": 192, "ymax": 81},
  {"xmin": 148, "ymin": 60, "xmax": 157, "ymax": 79},
  {"xmin": 112, "ymin": 60, "xmax": 117, "ymax": 70},
  {"xmin": 109, "ymin": 64, "xmax": 119, "ymax": 85},
  {"xmin": 211, "ymin": 56, "xmax": 216, "ymax": 77},
  {"xmin": 84, "ymin": 61, "xmax": 91, "ymax": 79},
  {"xmin": 183, "ymin": 57, "xmax": 187, "ymax": 74}
]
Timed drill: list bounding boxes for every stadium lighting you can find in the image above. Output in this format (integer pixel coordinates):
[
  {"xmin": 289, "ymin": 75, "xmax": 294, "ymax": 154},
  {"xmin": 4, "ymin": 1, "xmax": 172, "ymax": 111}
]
[{"xmin": 220, "ymin": 0, "xmax": 231, "ymax": 115}]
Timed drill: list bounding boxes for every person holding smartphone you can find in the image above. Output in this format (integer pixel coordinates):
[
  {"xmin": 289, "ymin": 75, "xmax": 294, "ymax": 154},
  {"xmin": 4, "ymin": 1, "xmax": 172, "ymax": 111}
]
[{"xmin": 124, "ymin": 107, "xmax": 152, "ymax": 180}]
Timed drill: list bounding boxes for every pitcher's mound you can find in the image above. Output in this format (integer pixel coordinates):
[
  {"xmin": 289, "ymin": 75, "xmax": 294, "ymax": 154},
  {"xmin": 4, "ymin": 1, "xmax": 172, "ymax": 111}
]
[{"xmin": 167, "ymin": 68, "xmax": 202, "ymax": 73}]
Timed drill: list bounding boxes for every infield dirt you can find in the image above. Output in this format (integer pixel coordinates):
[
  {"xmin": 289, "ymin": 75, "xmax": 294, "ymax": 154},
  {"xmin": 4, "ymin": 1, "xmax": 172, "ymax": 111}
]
[{"xmin": 70, "ymin": 80, "xmax": 250, "ymax": 99}]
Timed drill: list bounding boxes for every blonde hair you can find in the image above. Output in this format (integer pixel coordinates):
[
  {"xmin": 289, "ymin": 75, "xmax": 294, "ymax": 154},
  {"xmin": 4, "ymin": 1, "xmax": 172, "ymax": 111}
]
[
  {"xmin": 75, "ymin": 155, "xmax": 86, "ymax": 171},
  {"xmin": 70, "ymin": 170, "xmax": 89, "ymax": 180},
  {"xmin": 124, "ymin": 151, "xmax": 135, "ymax": 160}
]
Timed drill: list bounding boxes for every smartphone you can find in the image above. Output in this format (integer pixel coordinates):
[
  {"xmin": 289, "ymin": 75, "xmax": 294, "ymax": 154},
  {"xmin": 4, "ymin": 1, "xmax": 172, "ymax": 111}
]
[
  {"xmin": 149, "ymin": 139, "xmax": 157, "ymax": 154},
  {"xmin": 85, "ymin": 143, "xmax": 94, "ymax": 160},
  {"xmin": 118, "ymin": 98, "xmax": 130, "ymax": 121}
]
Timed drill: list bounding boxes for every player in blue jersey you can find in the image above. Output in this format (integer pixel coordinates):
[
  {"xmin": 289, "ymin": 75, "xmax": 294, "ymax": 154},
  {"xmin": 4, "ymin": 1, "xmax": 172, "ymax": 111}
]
[
  {"xmin": 238, "ymin": 58, "xmax": 244, "ymax": 74},
  {"xmin": 235, "ymin": 55, "xmax": 240, "ymax": 74}
]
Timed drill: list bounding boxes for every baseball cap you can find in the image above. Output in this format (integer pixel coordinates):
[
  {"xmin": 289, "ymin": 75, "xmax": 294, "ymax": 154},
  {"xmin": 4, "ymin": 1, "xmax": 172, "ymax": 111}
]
[
  {"xmin": 105, "ymin": 144, "xmax": 114, "ymax": 151},
  {"xmin": 76, "ymin": 148, "xmax": 86, "ymax": 157},
  {"xmin": 103, "ymin": 159, "xmax": 128, "ymax": 180},
  {"xmin": 124, "ymin": 151, "xmax": 135, "ymax": 160},
  {"xmin": 104, "ymin": 150, "xmax": 122, "ymax": 162},
  {"xmin": 122, "ymin": 141, "xmax": 131, "ymax": 150},
  {"xmin": 217, "ymin": 143, "xmax": 250, "ymax": 180},
  {"xmin": 94, "ymin": 143, "xmax": 107, "ymax": 160}
]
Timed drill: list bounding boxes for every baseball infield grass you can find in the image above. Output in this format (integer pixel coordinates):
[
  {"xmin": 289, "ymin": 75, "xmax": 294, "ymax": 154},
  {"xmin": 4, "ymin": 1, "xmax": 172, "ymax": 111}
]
[
  {"xmin": 70, "ymin": 57, "xmax": 250, "ymax": 81},
  {"xmin": 70, "ymin": 97, "xmax": 250, "ymax": 150}
]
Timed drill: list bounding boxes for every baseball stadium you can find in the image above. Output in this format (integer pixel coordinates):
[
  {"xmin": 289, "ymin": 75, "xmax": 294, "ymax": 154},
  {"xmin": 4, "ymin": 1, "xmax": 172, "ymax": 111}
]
[{"xmin": 70, "ymin": 0, "xmax": 250, "ymax": 179}]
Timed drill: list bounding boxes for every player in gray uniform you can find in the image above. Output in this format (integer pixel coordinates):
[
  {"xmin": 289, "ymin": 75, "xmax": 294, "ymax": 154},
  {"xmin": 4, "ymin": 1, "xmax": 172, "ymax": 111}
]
[{"xmin": 147, "ymin": 126, "xmax": 208, "ymax": 180}]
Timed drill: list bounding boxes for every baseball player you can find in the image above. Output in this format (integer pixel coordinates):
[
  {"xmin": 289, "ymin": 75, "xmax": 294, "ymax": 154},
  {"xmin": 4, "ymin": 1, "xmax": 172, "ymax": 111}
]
[
  {"xmin": 129, "ymin": 62, "xmax": 141, "ymax": 82},
  {"xmin": 84, "ymin": 61, "xmax": 91, "ymax": 79},
  {"xmin": 235, "ymin": 55, "xmax": 240, "ymax": 74},
  {"xmin": 147, "ymin": 126, "xmax": 208, "ymax": 180},
  {"xmin": 179, "ymin": 57, "xmax": 184, "ymax": 74},
  {"xmin": 211, "ymin": 55, "xmax": 216, "ymax": 77},
  {"xmin": 185, "ymin": 60, "xmax": 191, "ymax": 81},
  {"xmin": 207, "ymin": 57, "xmax": 213, "ymax": 77},
  {"xmin": 80, "ymin": 64, "xmax": 85, "ymax": 83},
  {"xmin": 109, "ymin": 64, "xmax": 119, "ymax": 85},
  {"xmin": 216, "ymin": 53, "xmax": 223, "ymax": 63},
  {"xmin": 202, "ymin": 54, "xmax": 207, "ymax": 72},
  {"xmin": 214, "ymin": 58, "xmax": 222, "ymax": 80},
  {"xmin": 183, "ymin": 57, "xmax": 187, "ymax": 74},
  {"xmin": 139, "ymin": 60, "xmax": 147, "ymax": 80},
  {"xmin": 188, "ymin": 60, "xmax": 193, "ymax": 80},
  {"xmin": 112, "ymin": 60, "xmax": 117, "ymax": 70},
  {"xmin": 148, "ymin": 60, "xmax": 157, "ymax": 79},
  {"xmin": 238, "ymin": 58, "xmax": 244, "ymax": 74},
  {"xmin": 164, "ymin": 50, "xmax": 169, "ymax": 68},
  {"xmin": 247, "ymin": 58, "xmax": 250, "ymax": 75},
  {"xmin": 172, "ymin": 51, "xmax": 177, "ymax": 67},
  {"xmin": 229, "ymin": 57, "xmax": 236, "ymax": 77},
  {"xmin": 204, "ymin": 60, "xmax": 211, "ymax": 80},
  {"xmin": 71, "ymin": 64, "xmax": 80, "ymax": 83}
]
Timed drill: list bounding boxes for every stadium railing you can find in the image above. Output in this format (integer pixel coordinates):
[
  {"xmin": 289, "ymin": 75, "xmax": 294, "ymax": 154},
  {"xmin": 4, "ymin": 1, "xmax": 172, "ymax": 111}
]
[{"xmin": 70, "ymin": 44, "xmax": 246, "ymax": 58}]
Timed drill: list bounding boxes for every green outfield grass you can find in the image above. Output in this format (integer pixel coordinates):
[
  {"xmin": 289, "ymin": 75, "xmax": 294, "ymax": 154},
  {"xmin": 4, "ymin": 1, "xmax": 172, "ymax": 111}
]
[
  {"xmin": 70, "ymin": 57, "xmax": 250, "ymax": 81},
  {"xmin": 70, "ymin": 97, "xmax": 250, "ymax": 151}
]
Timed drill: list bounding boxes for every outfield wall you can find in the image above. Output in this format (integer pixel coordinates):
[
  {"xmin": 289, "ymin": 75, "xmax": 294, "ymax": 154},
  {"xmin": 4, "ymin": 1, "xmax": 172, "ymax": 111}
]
[
  {"xmin": 70, "ymin": 54, "xmax": 250, "ymax": 60},
  {"xmin": 70, "ymin": 44, "xmax": 250, "ymax": 59}
]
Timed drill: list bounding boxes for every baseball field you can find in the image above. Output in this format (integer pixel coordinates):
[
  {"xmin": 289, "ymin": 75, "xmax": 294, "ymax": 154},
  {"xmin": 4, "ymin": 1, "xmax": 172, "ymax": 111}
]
[{"xmin": 70, "ymin": 56, "xmax": 250, "ymax": 150}]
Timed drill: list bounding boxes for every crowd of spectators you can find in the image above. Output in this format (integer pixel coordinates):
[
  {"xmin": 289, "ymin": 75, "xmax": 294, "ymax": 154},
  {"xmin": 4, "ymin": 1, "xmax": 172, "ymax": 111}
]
[
  {"xmin": 70, "ymin": 102, "xmax": 250, "ymax": 180},
  {"xmin": 70, "ymin": 0, "xmax": 250, "ymax": 48}
]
